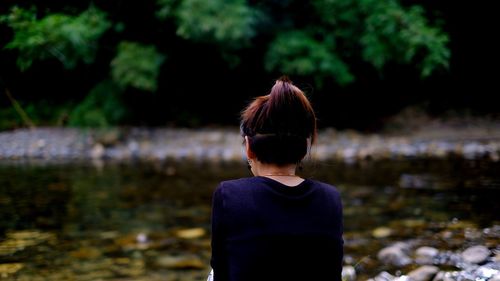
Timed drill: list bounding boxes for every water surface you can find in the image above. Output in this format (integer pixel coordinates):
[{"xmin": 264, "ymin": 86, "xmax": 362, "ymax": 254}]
[{"xmin": 1, "ymin": 158, "xmax": 499, "ymax": 280}]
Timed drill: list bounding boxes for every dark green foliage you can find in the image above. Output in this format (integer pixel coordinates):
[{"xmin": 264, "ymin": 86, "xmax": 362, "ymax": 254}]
[
  {"xmin": 0, "ymin": 101, "xmax": 70, "ymax": 129},
  {"xmin": 154, "ymin": 0, "xmax": 449, "ymax": 84},
  {"xmin": 68, "ymin": 81, "xmax": 127, "ymax": 127},
  {"xmin": 278, "ymin": 0, "xmax": 451, "ymax": 83},
  {"xmin": 0, "ymin": 1, "xmax": 451, "ymax": 84},
  {"xmin": 0, "ymin": 106, "xmax": 24, "ymax": 129},
  {"xmin": 358, "ymin": 1, "xmax": 450, "ymax": 77},
  {"xmin": 0, "ymin": 6, "xmax": 111, "ymax": 70},
  {"xmin": 265, "ymin": 31, "xmax": 354, "ymax": 86},
  {"xmin": 111, "ymin": 41, "xmax": 165, "ymax": 92},
  {"xmin": 157, "ymin": 0, "xmax": 260, "ymax": 47},
  {"xmin": 0, "ymin": 0, "xmax": 453, "ymax": 129}
]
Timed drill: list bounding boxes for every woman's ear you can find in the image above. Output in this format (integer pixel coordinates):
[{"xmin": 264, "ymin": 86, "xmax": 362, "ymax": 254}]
[{"xmin": 245, "ymin": 136, "xmax": 256, "ymax": 160}]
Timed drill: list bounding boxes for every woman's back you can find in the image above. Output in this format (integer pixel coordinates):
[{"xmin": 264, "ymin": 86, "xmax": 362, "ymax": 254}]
[
  {"xmin": 211, "ymin": 176, "xmax": 343, "ymax": 281},
  {"xmin": 210, "ymin": 77, "xmax": 343, "ymax": 280}
]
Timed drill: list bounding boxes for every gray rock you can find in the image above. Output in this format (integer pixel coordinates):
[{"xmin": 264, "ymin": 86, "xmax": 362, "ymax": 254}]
[
  {"xmin": 407, "ymin": 265, "xmax": 440, "ymax": 281},
  {"xmin": 370, "ymin": 271, "xmax": 396, "ymax": 281},
  {"xmin": 90, "ymin": 143, "xmax": 105, "ymax": 159},
  {"xmin": 342, "ymin": 265, "xmax": 356, "ymax": 281},
  {"xmin": 490, "ymin": 273, "xmax": 500, "ymax": 281},
  {"xmin": 415, "ymin": 246, "xmax": 439, "ymax": 265},
  {"xmin": 432, "ymin": 271, "xmax": 457, "ymax": 281},
  {"xmin": 378, "ymin": 244, "xmax": 412, "ymax": 267},
  {"xmin": 461, "ymin": 245, "xmax": 490, "ymax": 264},
  {"xmin": 475, "ymin": 266, "xmax": 499, "ymax": 280}
]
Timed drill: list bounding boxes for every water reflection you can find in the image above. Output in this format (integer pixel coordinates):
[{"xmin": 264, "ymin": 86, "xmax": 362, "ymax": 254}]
[{"xmin": 0, "ymin": 159, "xmax": 499, "ymax": 280}]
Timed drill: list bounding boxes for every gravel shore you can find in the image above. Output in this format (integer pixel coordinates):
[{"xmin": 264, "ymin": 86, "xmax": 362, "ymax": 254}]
[{"xmin": 1, "ymin": 125, "xmax": 500, "ymax": 163}]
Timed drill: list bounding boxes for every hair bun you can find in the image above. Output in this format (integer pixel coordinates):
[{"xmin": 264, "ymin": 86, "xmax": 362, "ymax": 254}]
[{"xmin": 277, "ymin": 75, "xmax": 292, "ymax": 83}]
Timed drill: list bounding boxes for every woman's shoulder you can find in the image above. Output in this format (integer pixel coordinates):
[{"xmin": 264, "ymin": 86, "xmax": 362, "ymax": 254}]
[
  {"xmin": 306, "ymin": 179, "xmax": 342, "ymax": 196},
  {"xmin": 214, "ymin": 177, "xmax": 341, "ymax": 201},
  {"xmin": 214, "ymin": 177, "xmax": 259, "ymax": 194},
  {"xmin": 221, "ymin": 176, "xmax": 258, "ymax": 185},
  {"xmin": 212, "ymin": 178, "xmax": 262, "ymax": 210},
  {"xmin": 217, "ymin": 177, "xmax": 257, "ymax": 188}
]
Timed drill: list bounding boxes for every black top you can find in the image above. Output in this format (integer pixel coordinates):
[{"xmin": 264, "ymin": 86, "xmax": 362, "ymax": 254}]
[{"xmin": 210, "ymin": 176, "xmax": 343, "ymax": 281}]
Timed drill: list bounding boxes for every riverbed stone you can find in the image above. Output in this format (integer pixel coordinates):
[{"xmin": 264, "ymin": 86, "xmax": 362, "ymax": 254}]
[
  {"xmin": 407, "ymin": 265, "xmax": 440, "ymax": 281},
  {"xmin": 368, "ymin": 271, "xmax": 396, "ymax": 281},
  {"xmin": 0, "ymin": 263, "xmax": 23, "ymax": 278},
  {"xmin": 432, "ymin": 271, "xmax": 455, "ymax": 281},
  {"xmin": 69, "ymin": 246, "xmax": 102, "ymax": 259},
  {"xmin": 156, "ymin": 254, "xmax": 205, "ymax": 269},
  {"xmin": 372, "ymin": 227, "xmax": 393, "ymax": 238},
  {"xmin": 475, "ymin": 265, "xmax": 500, "ymax": 279},
  {"xmin": 415, "ymin": 246, "xmax": 439, "ymax": 265},
  {"xmin": 378, "ymin": 243, "xmax": 412, "ymax": 266},
  {"xmin": 461, "ymin": 245, "xmax": 490, "ymax": 264},
  {"xmin": 342, "ymin": 265, "xmax": 356, "ymax": 281},
  {"xmin": 90, "ymin": 143, "xmax": 105, "ymax": 159},
  {"xmin": 174, "ymin": 228, "xmax": 206, "ymax": 239},
  {"xmin": 490, "ymin": 273, "xmax": 500, "ymax": 281}
]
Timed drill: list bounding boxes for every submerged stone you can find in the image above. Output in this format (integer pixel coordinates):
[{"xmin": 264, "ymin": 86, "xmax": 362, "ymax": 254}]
[
  {"xmin": 69, "ymin": 247, "xmax": 102, "ymax": 259},
  {"xmin": 156, "ymin": 254, "xmax": 205, "ymax": 269},
  {"xmin": 174, "ymin": 228, "xmax": 206, "ymax": 239},
  {"xmin": 0, "ymin": 263, "xmax": 23, "ymax": 278},
  {"xmin": 373, "ymin": 227, "xmax": 393, "ymax": 239}
]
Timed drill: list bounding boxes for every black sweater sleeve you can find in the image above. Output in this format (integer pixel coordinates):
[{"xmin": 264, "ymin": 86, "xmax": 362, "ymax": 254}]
[{"xmin": 210, "ymin": 184, "xmax": 229, "ymax": 281}]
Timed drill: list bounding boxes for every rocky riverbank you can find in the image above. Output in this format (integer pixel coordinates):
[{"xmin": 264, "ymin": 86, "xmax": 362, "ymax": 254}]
[
  {"xmin": 341, "ymin": 221, "xmax": 500, "ymax": 281},
  {"xmin": 354, "ymin": 242, "xmax": 500, "ymax": 281},
  {"xmin": 1, "ymin": 125, "xmax": 500, "ymax": 163}
]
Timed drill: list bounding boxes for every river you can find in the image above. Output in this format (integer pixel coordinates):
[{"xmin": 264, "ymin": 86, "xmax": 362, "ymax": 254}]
[{"xmin": 1, "ymin": 158, "xmax": 499, "ymax": 280}]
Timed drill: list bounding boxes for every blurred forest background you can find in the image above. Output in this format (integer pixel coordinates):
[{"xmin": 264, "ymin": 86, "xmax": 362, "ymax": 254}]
[
  {"xmin": 1, "ymin": 2, "xmax": 500, "ymax": 280},
  {"xmin": 0, "ymin": 0, "xmax": 497, "ymax": 131}
]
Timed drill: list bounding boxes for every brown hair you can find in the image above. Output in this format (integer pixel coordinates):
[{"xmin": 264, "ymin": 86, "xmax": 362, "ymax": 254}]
[{"xmin": 240, "ymin": 76, "xmax": 317, "ymax": 165}]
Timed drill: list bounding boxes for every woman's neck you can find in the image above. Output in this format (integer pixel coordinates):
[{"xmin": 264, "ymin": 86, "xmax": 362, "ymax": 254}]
[
  {"xmin": 252, "ymin": 162, "xmax": 296, "ymax": 177},
  {"xmin": 250, "ymin": 161, "xmax": 304, "ymax": 186}
]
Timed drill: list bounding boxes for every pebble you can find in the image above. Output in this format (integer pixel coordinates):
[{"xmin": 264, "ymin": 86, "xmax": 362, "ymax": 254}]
[
  {"xmin": 377, "ymin": 243, "xmax": 412, "ymax": 266},
  {"xmin": 461, "ymin": 245, "xmax": 491, "ymax": 264},
  {"xmin": 342, "ymin": 265, "xmax": 356, "ymax": 281},
  {"xmin": 407, "ymin": 265, "xmax": 439, "ymax": 281},
  {"xmin": 174, "ymin": 228, "xmax": 206, "ymax": 239},
  {"xmin": 155, "ymin": 254, "xmax": 205, "ymax": 269},
  {"xmin": 415, "ymin": 246, "xmax": 439, "ymax": 265},
  {"xmin": 372, "ymin": 227, "xmax": 393, "ymax": 238},
  {"xmin": 370, "ymin": 242, "xmax": 499, "ymax": 281}
]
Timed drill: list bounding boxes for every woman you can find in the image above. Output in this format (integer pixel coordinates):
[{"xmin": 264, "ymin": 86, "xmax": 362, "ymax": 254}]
[{"xmin": 210, "ymin": 77, "xmax": 343, "ymax": 281}]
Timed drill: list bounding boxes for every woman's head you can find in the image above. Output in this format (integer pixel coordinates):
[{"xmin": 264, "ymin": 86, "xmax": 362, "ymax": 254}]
[{"xmin": 240, "ymin": 76, "xmax": 317, "ymax": 166}]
